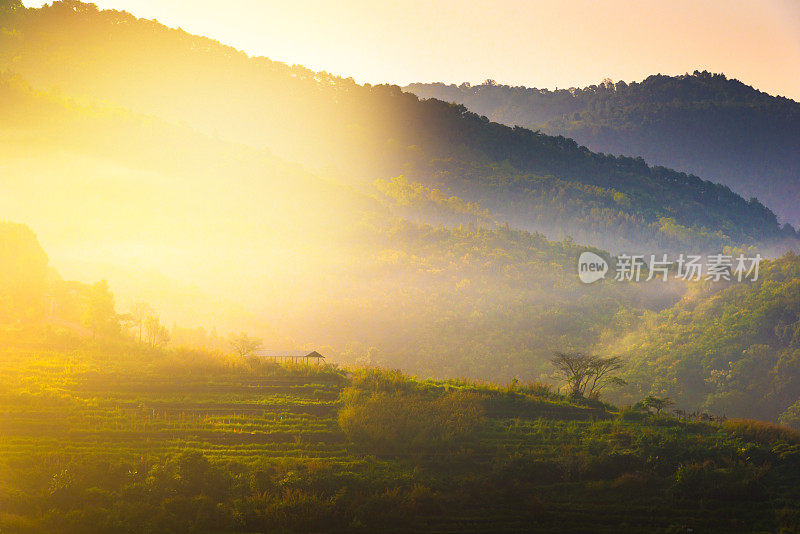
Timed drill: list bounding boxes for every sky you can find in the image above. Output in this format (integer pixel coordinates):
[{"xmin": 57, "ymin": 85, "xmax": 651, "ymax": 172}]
[{"xmin": 21, "ymin": 0, "xmax": 800, "ymax": 99}]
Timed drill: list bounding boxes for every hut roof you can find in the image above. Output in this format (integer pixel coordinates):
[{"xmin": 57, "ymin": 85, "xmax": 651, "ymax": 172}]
[{"xmin": 251, "ymin": 350, "xmax": 324, "ymax": 359}]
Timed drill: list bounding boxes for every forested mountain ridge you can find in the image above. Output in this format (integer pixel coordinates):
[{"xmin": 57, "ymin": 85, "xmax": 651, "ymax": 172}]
[
  {"xmin": 406, "ymin": 71, "xmax": 800, "ymax": 226},
  {"xmin": 607, "ymin": 252, "xmax": 800, "ymax": 427},
  {"xmin": 0, "ymin": 1, "xmax": 794, "ymax": 252},
  {"xmin": 3, "ymin": 70, "xmax": 683, "ymax": 381},
  {"xmin": 2, "ymin": 0, "xmax": 798, "ymax": 390}
]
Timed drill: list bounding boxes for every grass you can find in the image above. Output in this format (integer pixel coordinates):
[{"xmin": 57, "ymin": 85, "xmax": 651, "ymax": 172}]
[{"xmin": 1, "ymin": 342, "xmax": 800, "ymax": 532}]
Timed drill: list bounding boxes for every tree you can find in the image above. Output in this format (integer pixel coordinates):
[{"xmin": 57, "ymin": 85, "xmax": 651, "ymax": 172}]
[
  {"xmin": 82, "ymin": 280, "xmax": 119, "ymax": 338},
  {"xmin": 130, "ymin": 302, "xmax": 154, "ymax": 343},
  {"xmin": 551, "ymin": 351, "xmax": 593, "ymax": 397},
  {"xmin": 229, "ymin": 332, "xmax": 262, "ymax": 358},
  {"xmin": 636, "ymin": 395, "xmax": 674, "ymax": 415},
  {"xmin": 551, "ymin": 351, "xmax": 626, "ymax": 398},
  {"xmin": 586, "ymin": 356, "xmax": 626, "ymax": 397},
  {"xmin": 155, "ymin": 324, "xmax": 171, "ymax": 347},
  {"xmin": 144, "ymin": 313, "xmax": 169, "ymax": 348}
]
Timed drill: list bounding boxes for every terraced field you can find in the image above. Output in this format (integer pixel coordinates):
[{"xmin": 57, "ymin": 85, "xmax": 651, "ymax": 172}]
[
  {"xmin": 0, "ymin": 347, "xmax": 599, "ymax": 467},
  {"xmin": 3, "ymin": 343, "xmax": 800, "ymax": 533},
  {"xmin": 0, "ymin": 347, "xmax": 349, "ymax": 466}
]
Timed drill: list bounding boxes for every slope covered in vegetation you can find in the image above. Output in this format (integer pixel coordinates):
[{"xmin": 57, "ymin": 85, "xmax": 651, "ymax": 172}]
[
  {"xmin": 3, "ymin": 337, "xmax": 800, "ymax": 533},
  {"xmin": 406, "ymin": 71, "xmax": 800, "ymax": 226},
  {"xmin": 608, "ymin": 252, "xmax": 800, "ymax": 426},
  {"xmin": 0, "ymin": 1, "xmax": 792, "ymax": 252},
  {"xmin": 0, "ymin": 74, "xmax": 684, "ymax": 382},
  {"xmin": 1, "ymin": 227, "xmax": 798, "ymax": 532}
]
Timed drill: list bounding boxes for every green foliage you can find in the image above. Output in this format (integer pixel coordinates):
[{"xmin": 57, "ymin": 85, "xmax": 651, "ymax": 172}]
[
  {"xmin": 0, "ymin": 4, "xmax": 790, "ymax": 251},
  {"xmin": 1, "ymin": 343, "xmax": 799, "ymax": 532},
  {"xmin": 724, "ymin": 419, "xmax": 800, "ymax": 446},
  {"xmin": 550, "ymin": 351, "xmax": 625, "ymax": 398},
  {"xmin": 635, "ymin": 395, "xmax": 674, "ymax": 415},
  {"xmin": 340, "ymin": 367, "xmax": 486, "ymax": 452},
  {"xmin": 407, "ymin": 71, "xmax": 800, "ymax": 227},
  {"xmin": 780, "ymin": 401, "xmax": 800, "ymax": 430},
  {"xmin": 338, "ymin": 387, "xmax": 484, "ymax": 452},
  {"xmin": 609, "ymin": 252, "xmax": 800, "ymax": 425}
]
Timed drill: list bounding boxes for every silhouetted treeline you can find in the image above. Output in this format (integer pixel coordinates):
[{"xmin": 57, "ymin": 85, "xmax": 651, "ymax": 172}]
[
  {"xmin": 407, "ymin": 71, "xmax": 800, "ymax": 226},
  {"xmin": 0, "ymin": 3, "xmax": 792, "ymax": 251}
]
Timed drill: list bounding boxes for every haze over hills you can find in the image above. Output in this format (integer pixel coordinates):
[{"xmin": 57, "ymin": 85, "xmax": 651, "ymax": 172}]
[
  {"xmin": 5, "ymin": 2, "xmax": 800, "ymax": 532},
  {"xmin": 0, "ymin": 0, "xmax": 798, "ymax": 404},
  {"xmin": 3, "ymin": 69, "xmax": 677, "ymax": 382},
  {"xmin": 406, "ymin": 72, "xmax": 800, "ymax": 226},
  {"xmin": 605, "ymin": 252, "xmax": 800, "ymax": 426},
  {"xmin": 0, "ymin": 1, "xmax": 795, "ymax": 256}
]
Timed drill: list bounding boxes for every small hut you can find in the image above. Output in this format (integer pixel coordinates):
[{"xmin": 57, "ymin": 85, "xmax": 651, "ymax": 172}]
[{"xmin": 251, "ymin": 349, "xmax": 325, "ymax": 364}]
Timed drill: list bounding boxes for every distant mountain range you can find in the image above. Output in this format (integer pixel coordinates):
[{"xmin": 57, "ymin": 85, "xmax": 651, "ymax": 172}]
[
  {"xmin": 1, "ymin": 0, "xmax": 799, "ymax": 398},
  {"xmin": 0, "ymin": 2, "xmax": 794, "ymax": 254},
  {"xmin": 406, "ymin": 72, "xmax": 800, "ymax": 226},
  {"xmin": 0, "ymin": 57, "xmax": 651, "ymax": 383}
]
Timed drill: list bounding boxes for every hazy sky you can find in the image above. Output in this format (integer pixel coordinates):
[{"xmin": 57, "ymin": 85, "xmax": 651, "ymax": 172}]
[{"xmin": 23, "ymin": 0, "xmax": 800, "ymax": 99}]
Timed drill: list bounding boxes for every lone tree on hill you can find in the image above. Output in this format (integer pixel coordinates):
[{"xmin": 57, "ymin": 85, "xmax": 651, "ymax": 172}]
[
  {"xmin": 637, "ymin": 395, "xmax": 674, "ymax": 415},
  {"xmin": 551, "ymin": 351, "xmax": 626, "ymax": 398}
]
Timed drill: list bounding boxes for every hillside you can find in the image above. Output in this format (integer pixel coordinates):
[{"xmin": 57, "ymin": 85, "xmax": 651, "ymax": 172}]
[
  {"xmin": 406, "ymin": 72, "xmax": 800, "ymax": 226},
  {"xmin": 2, "ymin": 0, "xmax": 797, "ymax": 420},
  {"xmin": 3, "ymin": 339, "xmax": 800, "ymax": 532},
  {"xmin": 0, "ymin": 70, "xmax": 688, "ymax": 381},
  {"xmin": 607, "ymin": 252, "xmax": 800, "ymax": 426},
  {"xmin": 0, "ymin": 2, "xmax": 793, "ymax": 253},
  {"xmin": 3, "ymin": 2, "xmax": 800, "ymax": 532},
  {"xmin": 2, "ymin": 221, "xmax": 800, "ymax": 532}
]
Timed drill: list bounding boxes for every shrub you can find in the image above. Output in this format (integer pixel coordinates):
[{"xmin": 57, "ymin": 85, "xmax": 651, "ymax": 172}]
[
  {"xmin": 618, "ymin": 405, "xmax": 647, "ymax": 421},
  {"xmin": 338, "ymin": 388, "xmax": 484, "ymax": 452},
  {"xmin": 725, "ymin": 419, "xmax": 800, "ymax": 446},
  {"xmin": 672, "ymin": 461, "xmax": 769, "ymax": 501},
  {"xmin": 348, "ymin": 367, "xmax": 418, "ymax": 394}
]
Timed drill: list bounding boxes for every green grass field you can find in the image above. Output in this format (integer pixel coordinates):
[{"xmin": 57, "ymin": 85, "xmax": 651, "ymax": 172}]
[{"xmin": 2, "ymin": 340, "xmax": 800, "ymax": 533}]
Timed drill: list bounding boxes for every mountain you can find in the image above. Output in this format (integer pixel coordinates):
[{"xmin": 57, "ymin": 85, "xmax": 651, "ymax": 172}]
[
  {"xmin": 4, "ymin": 0, "xmax": 800, "ymax": 388},
  {"xmin": 3, "ymin": 70, "xmax": 683, "ymax": 382},
  {"xmin": 0, "ymin": 2, "xmax": 794, "ymax": 254},
  {"xmin": 606, "ymin": 252, "xmax": 800, "ymax": 426},
  {"xmin": 405, "ymin": 72, "xmax": 800, "ymax": 226}
]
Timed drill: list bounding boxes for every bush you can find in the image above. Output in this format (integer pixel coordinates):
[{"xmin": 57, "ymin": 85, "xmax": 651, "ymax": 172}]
[
  {"xmin": 338, "ymin": 388, "xmax": 484, "ymax": 452},
  {"xmin": 348, "ymin": 367, "xmax": 419, "ymax": 394},
  {"xmin": 618, "ymin": 405, "xmax": 647, "ymax": 421},
  {"xmin": 725, "ymin": 419, "xmax": 800, "ymax": 446},
  {"xmin": 672, "ymin": 461, "xmax": 769, "ymax": 501}
]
